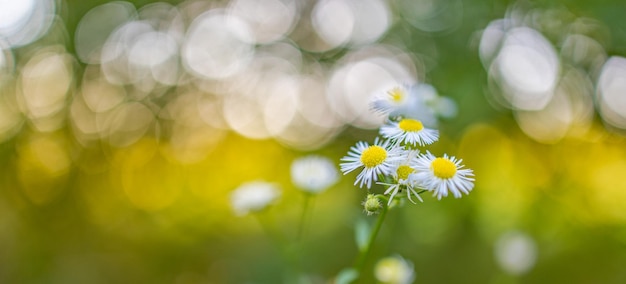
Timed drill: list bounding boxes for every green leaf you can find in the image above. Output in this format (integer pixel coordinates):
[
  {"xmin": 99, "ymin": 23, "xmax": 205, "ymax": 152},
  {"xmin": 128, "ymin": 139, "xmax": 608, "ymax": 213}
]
[
  {"xmin": 335, "ymin": 268, "xmax": 359, "ymax": 284},
  {"xmin": 355, "ymin": 218, "xmax": 370, "ymax": 252}
]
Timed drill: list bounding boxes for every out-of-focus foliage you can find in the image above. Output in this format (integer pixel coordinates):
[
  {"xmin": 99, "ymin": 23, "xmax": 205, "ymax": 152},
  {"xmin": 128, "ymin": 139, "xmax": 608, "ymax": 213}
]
[{"xmin": 1, "ymin": 0, "xmax": 626, "ymax": 283}]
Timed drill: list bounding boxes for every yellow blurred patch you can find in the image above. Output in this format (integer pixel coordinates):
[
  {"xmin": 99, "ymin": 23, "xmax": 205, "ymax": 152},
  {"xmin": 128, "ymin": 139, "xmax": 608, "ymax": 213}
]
[
  {"xmin": 459, "ymin": 124, "xmax": 550, "ymax": 238},
  {"xmin": 112, "ymin": 138, "xmax": 181, "ymax": 211},
  {"xmin": 16, "ymin": 132, "xmax": 70, "ymax": 205}
]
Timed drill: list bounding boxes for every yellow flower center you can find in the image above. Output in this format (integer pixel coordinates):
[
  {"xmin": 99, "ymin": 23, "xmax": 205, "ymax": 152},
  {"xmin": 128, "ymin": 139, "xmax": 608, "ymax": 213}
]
[
  {"xmin": 398, "ymin": 119, "xmax": 424, "ymax": 132},
  {"xmin": 431, "ymin": 157, "xmax": 456, "ymax": 179},
  {"xmin": 360, "ymin": 146, "xmax": 387, "ymax": 168},
  {"xmin": 388, "ymin": 87, "xmax": 405, "ymax": 102},
  {"xmin": 396, "ymin": 165, "xmax": 414, "ymax": 180}
]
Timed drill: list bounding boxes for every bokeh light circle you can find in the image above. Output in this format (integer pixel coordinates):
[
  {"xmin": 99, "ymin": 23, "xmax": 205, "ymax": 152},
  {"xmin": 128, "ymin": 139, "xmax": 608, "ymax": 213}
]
[
  {"xmin": 0, "ymin": 0, "xmax": 56, "ymax": 48},
  {"xmin": 182, "ymin": 9, "xmax": 254, "ymax": 80}
]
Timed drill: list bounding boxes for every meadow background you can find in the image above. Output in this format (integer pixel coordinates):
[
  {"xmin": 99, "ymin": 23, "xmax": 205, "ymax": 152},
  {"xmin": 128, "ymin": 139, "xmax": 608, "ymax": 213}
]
[{"xmin": 1, "ymin": 0, "xmax": 626, "ymax": 283}]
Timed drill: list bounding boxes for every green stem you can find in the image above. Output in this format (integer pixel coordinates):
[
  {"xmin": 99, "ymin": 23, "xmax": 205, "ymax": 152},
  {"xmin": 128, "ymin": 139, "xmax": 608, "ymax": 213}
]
[
  {"xmin": 254, "ymin": 214, "xmax": 298, "ymax": 282},
  {"xmin": 297, "ymin": 193, "xmax": 313, "ymax": 242},
  {"xmin": 353, "ymin": 202, "xmax": 389, "ymax": 277},
  {"xmin": 254, "ymin": 213, "xmax": 285, "ymax": 246},
  {"xmin": 292, "ymin": 193, "xmax": 316, "ymax": 281}
]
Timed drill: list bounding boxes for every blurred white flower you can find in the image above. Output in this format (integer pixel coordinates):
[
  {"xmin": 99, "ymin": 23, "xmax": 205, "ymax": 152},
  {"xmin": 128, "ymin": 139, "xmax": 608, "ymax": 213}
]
[
  {"xmin": 429, "ymin": 96, "xmax": 458, "ymax": 119},
  {"xmin": 371, "ymin": 84, "xmax": 454, "ymax": 127},
  {"xmin": 230, "ymin": 181, "xmax": 281, "ymax": 216},
  {"xmin": 290, "ymin": 155, "xmax": 339, "ymax": 194},
  {"xmin": 494, "ymin": 231, "xmax": 538, "ymax": 275},
  {"xmin": 371, "ymin": 85, "xmax": 413, "ymax": 115},
  {"xmin": 374, "ymin": 255, "xmax": 415, "ymax": 284}
]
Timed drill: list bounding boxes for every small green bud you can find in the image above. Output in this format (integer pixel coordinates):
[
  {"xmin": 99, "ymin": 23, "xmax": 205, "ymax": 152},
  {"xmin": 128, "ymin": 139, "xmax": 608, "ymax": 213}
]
[{"xmin": 363, "ymin": 194, "xmax": 382, "ymax": 215}]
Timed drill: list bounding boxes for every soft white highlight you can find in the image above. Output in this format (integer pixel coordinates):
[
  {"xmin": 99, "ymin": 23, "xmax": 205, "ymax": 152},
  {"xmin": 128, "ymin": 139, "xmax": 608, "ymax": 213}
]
[
  {"xmin": 291, "ymin": 155, "xmax": 339, "ymax": 194},
  {"xmin": 374, "ymin": 255, "xmax": 415, "ymax": 284},
  {"xmin": 230, "ymin": 181, "xmax": 281, "ymax": 216}
]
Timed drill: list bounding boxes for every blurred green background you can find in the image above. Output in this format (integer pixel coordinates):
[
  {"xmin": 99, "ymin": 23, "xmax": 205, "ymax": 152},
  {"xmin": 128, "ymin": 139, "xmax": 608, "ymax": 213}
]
[{"xmin": 1, "ymin": 0, "xmax": 626, "ymax": 283}]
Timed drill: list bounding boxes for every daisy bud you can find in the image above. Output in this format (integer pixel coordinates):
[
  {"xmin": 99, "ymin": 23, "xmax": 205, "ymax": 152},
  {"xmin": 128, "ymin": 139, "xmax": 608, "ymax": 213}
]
[{"xmin": 363, "ymin": 194, "xmax": 382, "ymax": 215}]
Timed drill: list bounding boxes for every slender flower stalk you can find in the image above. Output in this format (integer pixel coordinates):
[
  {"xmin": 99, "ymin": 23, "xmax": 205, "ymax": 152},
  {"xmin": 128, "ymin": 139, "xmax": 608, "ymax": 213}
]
[
  {"xmin": 253, "ymin": 213, "xmax": 301, "ymax": 283},
  {"xmin": 289, "ymin": 155, "xmax": 338, "ymax": 281},
  {"xmin": 291, "ymin": 194, "xmax": 314, "ymax": 283},
  {"xmin": 354, "ymin": 197, "xmax": 389, "ymax": 277},
  {"xmin": 296, "ymin": 193, "xmax": 314, "ymax": 242}
]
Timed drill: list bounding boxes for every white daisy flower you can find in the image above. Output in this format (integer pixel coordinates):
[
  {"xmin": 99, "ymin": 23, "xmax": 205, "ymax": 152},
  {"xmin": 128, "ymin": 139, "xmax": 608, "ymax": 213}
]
[
  {"xmin": 374, "ymin": 255, "xmax": 415, "ymax": 284},
  {"xmin": 378, "ymin": 150, "xmax": 424, "ymax": 205},
  {"xmin": 380, "ymin": 118, "xmax": 439, "ymax": 147},
  {"xmin": 290, "ymin": 155, "xmax": 339, "ymax": 194},
  {"xmin": 340, "ymin": 138, "xmax": 403, "ymax": 189},
  {"xmin": 411, "ymin": 152, "xmax": 474, "ymax": 200},
  {"xmin": 230, "ymin": 181, "xmax": 281, "ymax": 216}
]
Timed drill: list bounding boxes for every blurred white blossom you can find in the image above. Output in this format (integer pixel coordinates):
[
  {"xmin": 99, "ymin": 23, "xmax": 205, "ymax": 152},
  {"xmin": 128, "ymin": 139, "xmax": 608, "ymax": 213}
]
[
  {"xmin": 374, "ymin": 255, "xmax": 415, "ymax": 284},
  {"xmin": 230, "ymin": 181, "xmax": 281, "ymax": 216},
  {"xmin": 372, "ymin": 84, "xmax": 456, "ymax": 127},
  {"xmin": 494, "ymin": 231, "xmax": 538, "ymax": 275},
  {"xmin": 290, "ymin": 155, "xmax": 339, "ymax": 194}
]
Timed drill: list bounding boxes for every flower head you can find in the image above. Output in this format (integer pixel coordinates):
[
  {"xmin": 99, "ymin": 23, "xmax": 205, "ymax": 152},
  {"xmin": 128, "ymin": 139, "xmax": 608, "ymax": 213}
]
[
  {"xmin": 380, "ymin": 118, "xmax": 439, "ymax": 147},
  {"xmin": 230, "ymin": 181, "xmax": 281, "ymax": 216},
  {"xmin": 371, "ymin": 84, "xmax": 440, "ymax": 127},
  {"xmin": 290, "ymin": 155, "xmax": 339, "ymax": 194},
  {"xmin": 371, "ymin": 85, "xmax": 413, "ymax": 114},
  {"xmin": 340, "ymin": 138, "xmax": 402, "ymax": 188},
  {"xmin": 374, "ymin": 255, "xmax": 415, "ymax": 284},
  {"xmin": 378, "ymin": 150, "xmax": 424, "ymax": 205},
  {"xmin": 411, "ymin": 152, "xmax": 474, "ymax": 199}
]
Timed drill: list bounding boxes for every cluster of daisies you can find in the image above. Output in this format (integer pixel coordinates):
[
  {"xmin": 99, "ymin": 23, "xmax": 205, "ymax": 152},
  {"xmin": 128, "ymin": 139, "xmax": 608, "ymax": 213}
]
[{"xmin": 340, "ymin": 84, "xmax": 474, "ymax": 206}]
